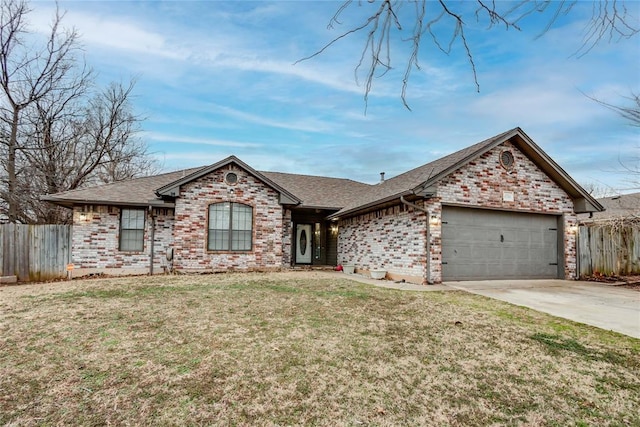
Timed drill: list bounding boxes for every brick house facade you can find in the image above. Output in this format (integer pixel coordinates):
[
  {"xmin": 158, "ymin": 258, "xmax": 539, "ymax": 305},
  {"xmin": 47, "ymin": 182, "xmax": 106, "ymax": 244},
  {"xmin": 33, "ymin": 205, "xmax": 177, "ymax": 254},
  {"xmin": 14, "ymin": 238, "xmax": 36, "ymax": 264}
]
[
  {"xmin": 172, "ymin": 167, "xmax": 285, "ymax": 272},
  {"xmin": 44, "ymin": 128, "xmax": 602, "ymax": 283},
  {"xmin": 336, "ymin": 140, "xmax": 579, "ymax": 284}
]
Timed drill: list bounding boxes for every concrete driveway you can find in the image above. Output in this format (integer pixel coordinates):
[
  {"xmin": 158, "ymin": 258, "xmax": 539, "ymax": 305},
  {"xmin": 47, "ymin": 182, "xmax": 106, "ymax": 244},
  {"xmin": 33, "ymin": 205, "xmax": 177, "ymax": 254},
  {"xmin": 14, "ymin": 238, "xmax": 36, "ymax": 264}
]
[{"xmin": 445, "ymin": 280, "xmax": 640, "ymax": 339}]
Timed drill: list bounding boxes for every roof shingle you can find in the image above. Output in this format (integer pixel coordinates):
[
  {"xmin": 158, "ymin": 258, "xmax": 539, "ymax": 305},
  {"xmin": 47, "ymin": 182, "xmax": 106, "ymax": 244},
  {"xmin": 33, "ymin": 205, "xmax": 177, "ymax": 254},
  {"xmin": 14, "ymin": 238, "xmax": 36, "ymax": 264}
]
[
  {"xmin": 328, "ymin": 128, "xmax": 518, "ymax": 217},
  {"xmin": 43, "ymin": 127, "xmax": 603, "ymax": 216}
]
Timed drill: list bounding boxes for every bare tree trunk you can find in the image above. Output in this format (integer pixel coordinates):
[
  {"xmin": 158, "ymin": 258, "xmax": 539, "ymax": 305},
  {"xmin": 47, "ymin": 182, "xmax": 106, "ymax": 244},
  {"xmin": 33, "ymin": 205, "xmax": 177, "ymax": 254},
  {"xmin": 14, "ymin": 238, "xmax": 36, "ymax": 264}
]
[
  {"xmin": 7, "ymin": 107, "xmax": 19, "ymax": 222},
  {"xmin": 1, "ymin": 1, "xmax": 154, "ymax": 224}
]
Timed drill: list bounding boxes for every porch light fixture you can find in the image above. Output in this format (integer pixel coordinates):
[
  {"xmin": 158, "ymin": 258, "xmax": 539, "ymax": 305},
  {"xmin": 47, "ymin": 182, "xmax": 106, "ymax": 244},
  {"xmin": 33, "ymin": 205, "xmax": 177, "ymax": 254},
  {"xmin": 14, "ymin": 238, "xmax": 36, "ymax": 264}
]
[
  {"xmin": 429, "ymin": 215, "xmax": 440, "ymax": 226},
  {"xmin": 330, "ymin": 224, "xmax": 339, "ymax": 234},
  {"xmin": 568, "ymin": 225, "xmax": 578, "ymax": 234}
]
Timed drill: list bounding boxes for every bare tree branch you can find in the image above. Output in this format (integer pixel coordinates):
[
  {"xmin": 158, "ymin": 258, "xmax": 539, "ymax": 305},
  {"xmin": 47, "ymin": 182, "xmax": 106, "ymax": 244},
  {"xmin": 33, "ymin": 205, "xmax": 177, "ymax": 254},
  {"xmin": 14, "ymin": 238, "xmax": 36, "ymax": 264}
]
[
  {"xmin": 584, "ymin": 90, "xmax": 640, "ymax": 127},
  {"xmin": 298, "ymin": 0, "xmax": 638, "ymax": 110},
  {"xmin": 0, "ymin": 1, "xmax": 155, "ymax": 224}
]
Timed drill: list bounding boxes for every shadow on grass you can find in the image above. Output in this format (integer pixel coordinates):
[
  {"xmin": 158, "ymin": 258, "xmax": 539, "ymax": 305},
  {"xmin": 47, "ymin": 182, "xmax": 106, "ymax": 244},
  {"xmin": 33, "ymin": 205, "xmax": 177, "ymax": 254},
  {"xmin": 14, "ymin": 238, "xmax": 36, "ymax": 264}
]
[{"xmin": 529, "ymin": 333, "xmax": 629, "ymax": 365}]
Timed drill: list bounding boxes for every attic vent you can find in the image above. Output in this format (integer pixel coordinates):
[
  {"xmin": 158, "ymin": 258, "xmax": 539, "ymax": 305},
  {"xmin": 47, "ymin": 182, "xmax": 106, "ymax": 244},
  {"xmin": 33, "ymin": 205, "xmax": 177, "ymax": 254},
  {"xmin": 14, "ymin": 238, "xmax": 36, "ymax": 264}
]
[
  {"xmin": 225, "ymin": 172, "xmax": 238, "ymax": 185},
  {"xmin": 500, "ymin": 150, "xmax": 515, "ymax": 170}
]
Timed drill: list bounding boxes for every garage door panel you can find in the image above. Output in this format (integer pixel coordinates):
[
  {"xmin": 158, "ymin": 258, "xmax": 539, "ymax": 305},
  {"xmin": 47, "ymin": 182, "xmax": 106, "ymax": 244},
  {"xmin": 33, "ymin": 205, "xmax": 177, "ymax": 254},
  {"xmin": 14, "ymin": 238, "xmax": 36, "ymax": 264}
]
[{"xmin": 442, "ymin": 207, "xmax": 560, "ymax": 281}]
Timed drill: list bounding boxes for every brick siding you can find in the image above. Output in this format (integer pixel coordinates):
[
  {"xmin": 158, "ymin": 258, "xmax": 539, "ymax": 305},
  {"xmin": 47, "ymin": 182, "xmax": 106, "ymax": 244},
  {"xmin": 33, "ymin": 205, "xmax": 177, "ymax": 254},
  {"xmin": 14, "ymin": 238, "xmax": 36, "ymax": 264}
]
[
  {"xmin": 338, "ymin": 204, "xmax": 427, "ymax": 280},
  {"xmin": 172, "ymin": 166, "xmax": 285, "ymax": 272},
  {"xmin": 338, "ymin": 141, "xmax": 577, "ymax": 284},
  {"xmin": 71, "ymin": 206, "xmax": 174, "ymax": 275},
  {"xmin": 282, "ymin": 209, "xmax": 292, "ymax": 266}
]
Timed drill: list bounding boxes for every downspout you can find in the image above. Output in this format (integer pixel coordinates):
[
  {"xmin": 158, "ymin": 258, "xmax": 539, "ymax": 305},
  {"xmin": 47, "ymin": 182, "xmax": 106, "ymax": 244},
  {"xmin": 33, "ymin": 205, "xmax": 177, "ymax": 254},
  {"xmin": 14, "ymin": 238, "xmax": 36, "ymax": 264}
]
[
  {"xmin": 148, "ymin": 206, "xmax": 155, "ymax": 275},
  {"xmin": 574, "ymin": 218, "xmax": 580, "ymax": 280},
  {"xmin": 400, "ymin": 195, "xmax": 433, "ymax": 285}
]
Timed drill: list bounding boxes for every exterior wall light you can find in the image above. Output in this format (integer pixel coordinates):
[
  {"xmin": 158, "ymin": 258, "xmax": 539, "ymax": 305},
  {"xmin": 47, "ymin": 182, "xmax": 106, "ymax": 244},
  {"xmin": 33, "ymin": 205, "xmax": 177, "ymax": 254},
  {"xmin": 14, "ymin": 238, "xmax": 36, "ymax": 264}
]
[{"xmin": 429, "ymin": 215, "xmax": 440, "ymax": 226}]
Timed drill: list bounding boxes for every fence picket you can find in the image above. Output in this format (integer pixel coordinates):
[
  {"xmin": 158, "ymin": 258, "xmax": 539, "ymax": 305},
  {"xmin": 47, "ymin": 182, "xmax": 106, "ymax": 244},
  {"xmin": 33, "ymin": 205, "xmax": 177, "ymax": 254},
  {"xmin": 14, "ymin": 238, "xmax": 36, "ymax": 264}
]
[
  {"xmin": 578, "ymin": 224, "xmax": 640, "ymax": 277},
  {"xmin": 0, "ymin": 224, "xmax": 71, "ymax": 282}
]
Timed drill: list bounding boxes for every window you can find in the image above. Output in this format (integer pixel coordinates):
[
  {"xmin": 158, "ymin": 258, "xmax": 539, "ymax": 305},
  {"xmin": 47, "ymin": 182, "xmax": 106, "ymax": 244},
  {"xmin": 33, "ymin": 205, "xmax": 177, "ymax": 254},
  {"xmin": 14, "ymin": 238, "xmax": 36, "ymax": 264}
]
[
  {"xmin": 120, "ymin": 208, "xmax": 145, "ymax": 251},
  {"xmin": 500, "ymin": 150, "xmax": 515, "ymax": 170},
  {"xmin": 224, "ymin": 172, "xmax": 238, "ymax": 185},
  {"xmin": 208, "ymin": 202, "xmax": 253, "ymax": 251}
]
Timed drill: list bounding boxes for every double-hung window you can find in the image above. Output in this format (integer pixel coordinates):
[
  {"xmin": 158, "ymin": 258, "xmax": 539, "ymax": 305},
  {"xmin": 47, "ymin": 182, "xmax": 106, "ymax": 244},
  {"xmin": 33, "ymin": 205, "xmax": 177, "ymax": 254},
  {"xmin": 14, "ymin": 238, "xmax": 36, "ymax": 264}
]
[
  {"xmin": 120, "ymin": 208, "xmax": 145, "ymax": 251},
  {"xmin": 208, "ymin": 202, "xmax": 253, "ymax": 251}
]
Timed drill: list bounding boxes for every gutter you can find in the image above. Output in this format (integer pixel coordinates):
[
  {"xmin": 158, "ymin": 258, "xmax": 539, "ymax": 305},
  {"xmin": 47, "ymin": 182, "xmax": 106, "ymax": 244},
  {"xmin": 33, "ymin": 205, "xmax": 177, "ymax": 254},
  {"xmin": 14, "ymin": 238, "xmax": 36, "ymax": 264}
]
[
  {"xmin": 148, "ymin": 205, "xmax": 155, "ymax": 275},
  {"xmin": 40, "ymin": 196, "xmax": 176, "ymax": 210},
  {"xmin": 328, "ymin": 190, "xmax": 413, "ymax": 220},
  {"xmin": 399, "ymin": 195, "xmax": 429, "ymax": 213}
]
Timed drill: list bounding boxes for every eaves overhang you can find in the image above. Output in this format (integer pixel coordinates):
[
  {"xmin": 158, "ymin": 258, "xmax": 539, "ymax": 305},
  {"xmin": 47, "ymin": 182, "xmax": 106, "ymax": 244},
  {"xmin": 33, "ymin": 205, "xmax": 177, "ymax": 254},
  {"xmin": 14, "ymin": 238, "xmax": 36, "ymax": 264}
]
[
  {"xmin": 41, "ymin": 195, "xmax": 176, "ymax": 210},
  {"xmin": 327, "ymin": 190, "xmax": 414, "ymax": 220},
  {"xmin": 292, "ymin": 204, "xmax": 342, "ymax": 211},
  {"xmin": 408, "ymin": 128, "xmax": 604, "ymax": 214},
  {"xmin": 327, "ymin": 127, "xmax": 604, "ymax": 219}
]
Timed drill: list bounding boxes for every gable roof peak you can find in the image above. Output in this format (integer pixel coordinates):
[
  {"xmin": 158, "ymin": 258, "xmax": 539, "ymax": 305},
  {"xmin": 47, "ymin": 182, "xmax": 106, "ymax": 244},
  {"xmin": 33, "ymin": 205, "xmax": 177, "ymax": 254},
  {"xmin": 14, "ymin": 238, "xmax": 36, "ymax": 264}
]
[
  {"xmin": 154, "ymin": 155, "xmax": 301, "ymax": 204},
  {"xmin": 328, "ymin": 127, "xmax": 603, "ymax": 218}
]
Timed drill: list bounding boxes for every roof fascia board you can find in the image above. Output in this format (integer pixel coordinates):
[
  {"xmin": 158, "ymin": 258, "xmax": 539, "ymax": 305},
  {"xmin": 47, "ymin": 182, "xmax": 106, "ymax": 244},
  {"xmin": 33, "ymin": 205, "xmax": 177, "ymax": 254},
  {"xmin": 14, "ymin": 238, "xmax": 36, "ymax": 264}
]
[
  {"xmin": 280, "ymin": 193, "xmax": 299, "ymax": 205},
  {"xmin": 328, "ymin": 190, "xmax": 413, "ymax": 220},
  {"xmin": 155, "ymin": 155, "xmax": 301, "ymax": 205},
  {"xmin": 412, "ymin": 128, "xmax": 520, "ymax": 195},
  {"xmin": 292, "ymin": 205, "xmax": 342, "ymax": 211},
  {"xmin": 409, "ymin": 127, "xmax": 603, "ymax": 213},
  {"xmin": 40, "ymin": 197, "xmax": 176, "ymax": 209},
  {"xmin": 511, "ymin": 131, "xmax": 604, "ymax": 213}
]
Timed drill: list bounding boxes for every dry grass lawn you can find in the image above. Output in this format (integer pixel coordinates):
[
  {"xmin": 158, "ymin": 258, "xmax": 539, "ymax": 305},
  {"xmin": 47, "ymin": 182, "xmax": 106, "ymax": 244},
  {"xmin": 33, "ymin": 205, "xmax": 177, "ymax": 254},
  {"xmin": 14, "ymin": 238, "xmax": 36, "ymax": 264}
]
[{"xmin": 1, "ymin": 272, "xmax": 638, "ymax": 426}]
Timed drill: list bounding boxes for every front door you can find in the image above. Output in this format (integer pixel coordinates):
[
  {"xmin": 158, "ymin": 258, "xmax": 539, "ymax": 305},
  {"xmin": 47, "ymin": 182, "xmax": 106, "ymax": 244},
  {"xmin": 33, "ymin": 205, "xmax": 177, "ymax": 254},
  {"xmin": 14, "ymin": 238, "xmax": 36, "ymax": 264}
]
[{"xmin": 295, "ymin": 224, "xmax": 312, "ymax": 264}]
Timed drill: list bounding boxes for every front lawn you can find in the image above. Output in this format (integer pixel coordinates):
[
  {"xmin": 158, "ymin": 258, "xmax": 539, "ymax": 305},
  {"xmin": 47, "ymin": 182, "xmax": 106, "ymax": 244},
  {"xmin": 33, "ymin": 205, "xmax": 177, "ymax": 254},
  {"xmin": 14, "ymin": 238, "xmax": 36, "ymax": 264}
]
[{"xmin": 1, "ymin": 272, "xmax": 638, "ymax": 425}]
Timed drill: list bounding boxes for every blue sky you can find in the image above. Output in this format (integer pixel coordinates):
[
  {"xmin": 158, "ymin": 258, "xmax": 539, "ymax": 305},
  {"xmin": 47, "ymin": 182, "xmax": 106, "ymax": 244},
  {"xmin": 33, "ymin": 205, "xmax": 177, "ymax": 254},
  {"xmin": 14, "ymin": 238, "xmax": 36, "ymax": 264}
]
[{"xmin": 30, "ymin": 1, "xmax": 640, "ymax": 193}]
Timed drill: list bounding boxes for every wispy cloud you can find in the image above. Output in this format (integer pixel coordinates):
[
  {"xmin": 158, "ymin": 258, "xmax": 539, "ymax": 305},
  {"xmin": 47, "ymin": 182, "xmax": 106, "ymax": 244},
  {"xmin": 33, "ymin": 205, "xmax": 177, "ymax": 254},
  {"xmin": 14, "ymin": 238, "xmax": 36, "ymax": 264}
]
[
  {"xmin": 144, "ymin": 132, "xmax": 262, "ymax": 148},
  {"xmin": 207, "ymin": 104, "xmax": 336, "ymax": 133},
  {"xmin": 22, "ymin": 1, "xmax": 639, "ymax": 193},
  {"xmin": 30, "ymin": 6, "xmax": 186, "ymax": 60}
]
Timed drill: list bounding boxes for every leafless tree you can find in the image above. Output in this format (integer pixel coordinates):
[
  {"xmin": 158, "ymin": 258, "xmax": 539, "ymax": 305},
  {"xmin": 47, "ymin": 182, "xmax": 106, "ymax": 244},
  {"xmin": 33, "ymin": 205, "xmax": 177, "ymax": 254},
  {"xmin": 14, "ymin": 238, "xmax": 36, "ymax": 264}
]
[
  {"xmin": 19, "ymin": 80, "xmax": 154, "ymax": 224},
  {"xmin": 0, "ymin": 1, "xmax": 154, "ymax": 224},
  {"xmin": 582, "ymin": 91, "xmax": 640, "ymax": 192},
  {"xmin": 299, "ymin": 0, "xmax": 639, "ymax": 110},
  {"xmin": 0, "ymin": 0, "xmax": 83, "ymax": 222},
  {"xmin": 587, "ymin": 91, "xmax": 640, "ymax": 127}
]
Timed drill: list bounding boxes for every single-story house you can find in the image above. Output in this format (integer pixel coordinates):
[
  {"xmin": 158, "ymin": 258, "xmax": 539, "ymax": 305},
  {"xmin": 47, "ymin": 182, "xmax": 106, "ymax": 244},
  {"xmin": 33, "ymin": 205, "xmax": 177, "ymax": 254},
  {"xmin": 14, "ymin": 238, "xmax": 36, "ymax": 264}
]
[{"xmin": 43, "ymin": 127, "xmax": 604, "ymax": 284}]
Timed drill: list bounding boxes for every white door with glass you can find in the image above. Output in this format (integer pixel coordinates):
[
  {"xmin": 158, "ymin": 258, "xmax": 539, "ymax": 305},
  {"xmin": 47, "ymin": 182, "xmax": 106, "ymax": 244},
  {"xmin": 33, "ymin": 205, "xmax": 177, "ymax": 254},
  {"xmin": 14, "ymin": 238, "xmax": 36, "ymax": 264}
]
[{"xmin": 295, "ymin": 224, "xmax": 312, "ymax": 264}]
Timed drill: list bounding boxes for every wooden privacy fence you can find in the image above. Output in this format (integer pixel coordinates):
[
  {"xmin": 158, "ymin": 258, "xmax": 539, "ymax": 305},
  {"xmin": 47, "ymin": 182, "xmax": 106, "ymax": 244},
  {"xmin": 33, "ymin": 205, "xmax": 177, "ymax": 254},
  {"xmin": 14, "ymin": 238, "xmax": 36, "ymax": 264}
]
[
  {"xmin": 578, "ymin": 223, "xmax": 640, "ymax": 277},
  {"xmin": 0, "ymin": 224, "xmax": 71, "ymax": 282}
]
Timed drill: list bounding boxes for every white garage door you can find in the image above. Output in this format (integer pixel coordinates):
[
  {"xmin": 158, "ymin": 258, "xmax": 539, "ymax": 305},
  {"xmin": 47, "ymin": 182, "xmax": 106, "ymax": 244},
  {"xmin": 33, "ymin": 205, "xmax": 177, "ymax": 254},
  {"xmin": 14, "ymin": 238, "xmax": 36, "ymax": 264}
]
[{"xmin": 441, "ymin": 207, "xmax": 560, "ymax": 281}]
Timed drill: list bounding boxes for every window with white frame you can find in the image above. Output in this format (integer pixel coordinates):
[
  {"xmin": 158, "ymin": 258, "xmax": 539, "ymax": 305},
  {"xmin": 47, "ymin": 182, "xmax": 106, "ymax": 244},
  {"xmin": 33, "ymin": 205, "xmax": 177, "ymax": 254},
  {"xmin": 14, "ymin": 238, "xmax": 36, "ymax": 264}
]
[
  {"xmin": 208, "ymin": 202, "xmax": 253, "ymax": 251},
  {"xmin": 119, "ymin": 208, "xmax": 145, "ymax": 252}
]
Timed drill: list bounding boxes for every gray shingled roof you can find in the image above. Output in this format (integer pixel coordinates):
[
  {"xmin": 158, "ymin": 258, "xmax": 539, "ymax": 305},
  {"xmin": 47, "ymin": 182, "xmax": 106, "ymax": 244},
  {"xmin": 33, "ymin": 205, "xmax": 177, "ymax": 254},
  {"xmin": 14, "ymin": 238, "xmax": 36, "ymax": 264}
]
[
  {"xmin": 43, "ymin": 127, "xmax": 603, "ymax": 216},
  {"xmin": 328, "ymin": 128, "xmax": 518, "ymax": 218},
  {"xmin": 261, "ymin": 171, "xmax": 372, "ymax": 209},
  {"xmin": 578, "ymin": 192, "xmax": 640, "ymax": 223},
  {"xmin": 42, "ymin": 165, "xmax": 371, "ymax": 210},
  {"xmin": 41, "ymin": 167, "xmax": 205, "ymax": 208}
]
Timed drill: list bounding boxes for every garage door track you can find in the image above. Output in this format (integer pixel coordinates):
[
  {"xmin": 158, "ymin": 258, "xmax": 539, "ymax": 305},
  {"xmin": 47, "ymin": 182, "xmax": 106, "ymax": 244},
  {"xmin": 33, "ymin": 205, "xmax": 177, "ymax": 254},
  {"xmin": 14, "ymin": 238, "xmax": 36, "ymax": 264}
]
[{"xmin": 445, "ymin": 280, "xmax": 640, "ymax": 339}]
